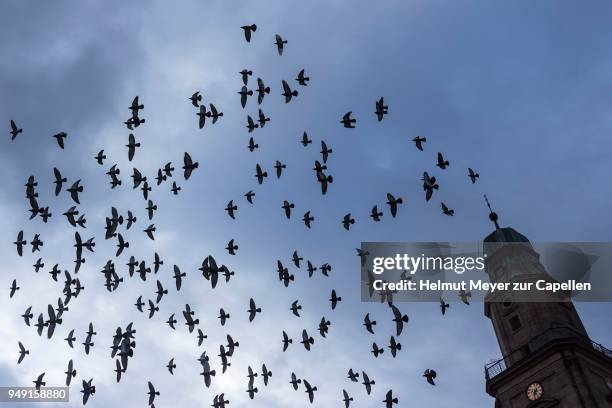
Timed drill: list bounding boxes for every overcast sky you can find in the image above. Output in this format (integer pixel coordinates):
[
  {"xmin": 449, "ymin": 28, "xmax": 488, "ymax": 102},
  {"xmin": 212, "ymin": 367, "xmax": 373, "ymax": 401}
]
[{"xmin": 1, "ymin": 1, "xmax": 612, "ymax": 407}]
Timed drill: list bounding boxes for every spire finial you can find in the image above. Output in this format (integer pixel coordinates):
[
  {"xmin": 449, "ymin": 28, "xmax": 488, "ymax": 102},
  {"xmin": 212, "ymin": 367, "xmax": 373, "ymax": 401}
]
[{"xmin": 484, "ymin": 194, "xmax": 500, "ymax": 229}]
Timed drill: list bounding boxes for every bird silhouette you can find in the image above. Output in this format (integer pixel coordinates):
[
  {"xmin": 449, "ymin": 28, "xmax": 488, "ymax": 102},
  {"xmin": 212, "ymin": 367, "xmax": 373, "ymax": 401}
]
[
  {"xmin": 282, "ymin": 200, "xmax": 295, "ymax": 219},
  {"xmin": 290, "ymin": 372, "xmax": 301, "ymax": 390},
  {"xmin": 257, "ymin": 109, "xmax": 270, "ymax": 128},
  {"xmin": 9, "ymin": 279, "xmax": 20, "ymax": 298},
  {"xmin": 342, "ymin": 213, "xmax": 355, "ymax": 230},
  {"xmin": 275, "ymin": 34, "xmax": 287, "ymax": 55},
  {"xmin": 281, "ymin": 80, "xmax": 298, "ymax": 103},
  {"xmin": 189, "ymin": 91, "xmax": 202, "ymax": 107},
  {"xmin": 302, "ymin": 211, "xmax": 314, "ymax": 228},
  {"xmin": 375, "ymin": 97, "xmax": 388, "ymax": 121},
  {"xmin": 303, "ymin": 379, "xmax": 317, "ymax": 403},
  {"xmin": 342, "ymin": 389, "xmax": 353, "ymax": 407},
  {"xmin": 386, "ymin": 193, "xmax": 403, "ymax": 218},
  {"xmin": 363, "ymin": 313, "xmax": 376, "ymax": 334},
  {"xmin": 296, "ymin": 69, "xmax": 310, "ymax": 86},
  {"xmin": 255, "ymin": 164, "xmax": 267, "ymax": 184},
  {"xmin": 413, "ymin": 135, "xmax": 426, "ymax": 151},
  {"xmin": 238, "ymin": 86, "xmax": 253, "ymax": 108},
  {"xmin": 389, "ymin": 336, "xmax": 402, "ymax": 357},
  {"xmin": 424, "ymin": 369, "xmax": 437, "ymax": 385},
  {"xmin": 9, "ymin": 120, "xmax": 23, "ymax": 140},
  {"xmin": 468, "ymin": 167, "xmax": 480, "ymax": 183},
  {"xmin": 241, "ymin": 24, "xmax": 257, "ymax": 42},
  {"xmin": 256, "ymin": 78, "xmax": 270, "ymax": 104},
  {"xmin": 33, "ymin": 373, "xmax": 46, "ymax": 390},
  {"xmin": 390, "ymin": 304, "xmax": 409, "ymax": 336},
  {"xmin": 320, "ymin": 140, "xmax": 333, "ymax": 164},
  {"xmin": 65, "ymin": 359, "xmax": 77, "ymax": 386},
  {"xmin": 330, "ymin": 289, "xmax": 342, "ymax": 309},
  {"xmin": 301, "ymin": 132, "xmax": 312, "ymax": 146},
  {"xmin": 261, "ymin": 364, "xmax": 272, "ymax": 385},
  {"xmin": 95, "ymin": 150, "xmax": 106, "ymax": 164},
  {"xmin": 147, "ymin": 382, "xmax": 160, "ymax": 405},
  {"xmin": 183, "ymin": 152, "xmax": 199, "ymax": 180},
  {"xmin": 53, "ymin": 132, "xmax": 67, "ymax": 149},
  {"xmin": 275, "ymin": 160, "xmax": 286, "ymax": 178},
  {"xmin": 439, "ymin": 297, "xmax": 450, "ymax": 315},
  {"xmin": 383, "ymin": 390, "xmax": 399, "ymax": 407},
  {"xmin": 248, "ymin": 298, "xmax": 261, "ymax": 322},
  {"xmin": 441, "ymin": 202, "xmax": 454, "ymax": 216},
  {"xmin": 53, "ymin": 168, "xmax": 67, "ymax": 196},
  {"xmin": 436, "ymin": 152, "xmax": 449, "ymax": 169},
  {"xmin": 17, "ymin": 341, "xmax": 29, "ymax": 364},
  {"xmin": 341, "ymin": 112, "xmax": 356, "ymax": 128},
  {"xmin": 240, "ymin": 69, "xmax": 252, "ymax": 86},
  {"xmin": 301, "ymin": 329, "xmax": 314, "ymax": 351},
  {"xmin": 371, "ymin": 342, "xmax": 384, "ymax": 357},
  {"xmin": 362, "ymin": 371, "xmax": 375, "ymax": 395},
  {"xmin": 282, "ymin": 331, "xmax": 293, "ymax": 352}
]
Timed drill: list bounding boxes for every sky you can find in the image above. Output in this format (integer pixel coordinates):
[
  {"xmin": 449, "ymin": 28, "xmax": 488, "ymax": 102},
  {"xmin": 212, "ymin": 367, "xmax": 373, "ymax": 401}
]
[{"xmin": 1, "ymin": 0, "xmax": 612, "ymax": 407}]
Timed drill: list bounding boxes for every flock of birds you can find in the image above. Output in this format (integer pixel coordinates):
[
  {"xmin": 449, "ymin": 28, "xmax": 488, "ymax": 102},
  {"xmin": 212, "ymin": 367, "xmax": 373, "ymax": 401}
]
[{"xmin": 5, "ymin": 23, "xmax": 486, "ymax": 407}]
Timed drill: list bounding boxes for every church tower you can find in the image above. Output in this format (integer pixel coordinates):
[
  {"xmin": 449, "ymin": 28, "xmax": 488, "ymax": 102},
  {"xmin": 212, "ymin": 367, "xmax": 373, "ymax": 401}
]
[{"xmin": 482, "ymin": 199, "xmax": 612, "ymax": 407}]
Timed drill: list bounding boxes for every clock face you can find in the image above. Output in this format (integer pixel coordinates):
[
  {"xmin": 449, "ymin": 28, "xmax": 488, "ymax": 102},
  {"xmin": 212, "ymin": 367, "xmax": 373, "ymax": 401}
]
[{"xmin": 527, "ymin": 382, "xmax": 543, "ymax": 401}]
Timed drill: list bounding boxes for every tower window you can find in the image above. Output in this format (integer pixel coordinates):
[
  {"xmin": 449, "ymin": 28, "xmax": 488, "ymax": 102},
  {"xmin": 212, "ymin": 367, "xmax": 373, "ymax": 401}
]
[{"xmin": 509, "ymin": 314, "xmax": 522, "ymax": 332}]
